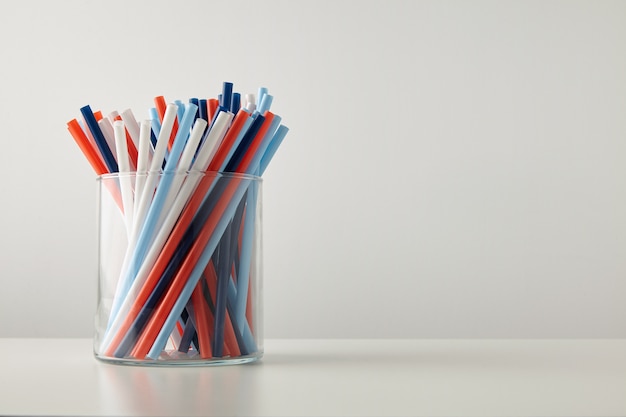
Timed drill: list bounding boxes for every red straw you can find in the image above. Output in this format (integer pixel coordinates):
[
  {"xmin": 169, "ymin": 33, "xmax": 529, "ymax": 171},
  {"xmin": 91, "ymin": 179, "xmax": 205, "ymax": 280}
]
[
  {"xmin": 207, "ymin": 98, "xmax": 219, "ymax": 124},
  {"xmin": 67, "ymin": 119, "xmax": 108, "ymax": 176},
  {"xmin": 154, "ymin": 96, "xmax": 179, "ymax": 150},
  {"xmin": 191, "ymin": 282, "xmax": 213, "ymax": 358}
]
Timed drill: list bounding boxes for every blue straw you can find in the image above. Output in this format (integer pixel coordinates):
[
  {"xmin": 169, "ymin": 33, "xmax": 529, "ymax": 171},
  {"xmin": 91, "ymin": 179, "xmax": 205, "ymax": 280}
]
[
  {"xmin": 178, "ymin": 305, "xmax": 198, "ymax": 353},
  {"xmin": 260, "ymin": 125, "xmax": 289, "ymax": 175},
  {"xmin": 231, "ymin": 92, "xmax": 241, "ymax": 114},
  {"xmin": 189, "ymin": 98, "xmax": 199, "ymax": 125},
  {"xmin": 150, "ymin": 126, "xmax": 158, "ymax": 149},
  {"xmin": 257, "ymin": 94, "xmax": 273, "ymax": 114},
  {"xmin": 257, "ymin": 87, "xmax": 268, "ymax": 110},
  {"xmin": 221, "ymin": 82, "xmax": 233, "ymax": 111},
  {"xmin": 198, "ymin": 99, "xmax": 208, "ymax": 124},
  {"xmin": 149, "ymin": 107, "xmax": 161, "ymax": 138},
  {"xmin": 234, "ymin": 183, "xmax": 257, "ymax": 332},
  {"xmin": 227, "ymin": 273, "xmax": 257, "ymax": 352},
  {"xmin": 80, "ymin": 105, "xmax": 118, "ymax": 172},
  {"xmin": 211, "ymin": 223, "xmax": 232, "ymax": 357}
]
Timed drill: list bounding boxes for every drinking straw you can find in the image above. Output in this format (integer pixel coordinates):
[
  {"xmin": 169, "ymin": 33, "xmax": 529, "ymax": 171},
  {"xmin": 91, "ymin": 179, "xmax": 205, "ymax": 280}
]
[
  {"xmin": 190, "ymin": 281, "xmax": 213, "ymax": 358},
  {"xmin": 155, "ymin": 96, "xmax": 179, "ymax": 150},
  {"xmin": 227, "ymin": 270, "xmax": 257, "ymax": 351},
  {"xmin": 131, "ymin": 103, "xmax": 178, "ymax": 241},
  {"xmin": 107, "ymin": 103, "xmax": 179, "ymax": 324},
  {"xmin": 190, "ymin": 98, "xmax": 199, "ymax": 124},
  {"xmin": 80, "ymin": 105, "xmax": 119, "ymax": 172},
  {"xmin": 201, "ymin": 261, "xmax": 239, "ymax": 356},
  {"xmin": 78, "ymin": 118, "xmax": 100, "ymax": 160},
  {"xmin": 113, "ymin": 114, "xmax": 139, "ymax": 170},
  {"xmin": 149, "ymin": 108, "xmax": 161, "ymax": 140},
  {"xmin": 231, "ymin": 92, "xmax": 241, "ymax": 114},
  {"xmin": 120, "ymin": 109, "xmax": 141, "ymax": 149},
  {"xmin": 107, "ymin": 110, "xmax": 119, "ymax": 124},
  {"xmin": 221, "ymin": 82, "xmax": 233, "ymax": 110},
  {"xmin": 212, "ymin": 204, "xmax": 242, "ymax": 356},
  {"xmin": 215, "ymin": 110, "xmax": 251, "ymax": 166},
  {"xmin": 113, "ymin": 120, "xmax": 134, "ymax": 234},
  {"xmin": 177, "ymin": 305, "xmax": 199, "ymax": 354},
  {"xmin": 257, "ymin": 87, "xmax": 268, "ymax": 109},
  {"xmin": 207, "ymin": 98, "xmax": 219, "ymax": 122},
  {"xmin": 223, "ymin": 114, "xmax": 267, "ymax": 172},
  {"xmin": 199, "ymin": 99, "xmax": 208, "ymax": 124},
  {"xmin": 257, "ymin": 94, "xmax": 273, "ymax": 115},
  {"xmin": 233, "ymin": 183, "xmax": 257, "ymax": 331},
  {"xmin": 67, "ymin": 119, "xmax": 108, "ymax": 176},
  {"xmin": 135, "ymin": 113, "xmax": 276, "ymax": 359},
  {"xmin": 100, "ymin": 111, "xmax": 236, "ymax": 355},
  {"xmin": 175, "ymin": 100, "xmax": 185, "ymax": 122},
  {"xmin": 135, "ymin": 112, "xmax": 204, "ymax": 259},
  {"xmin": 260, "ymin": 125, "xmax": 289, "ymax": 175},
  {"xmin": 134, "ymin": 120, "xmax": 153, "ymax": 218},
  {"xmin": 244, "ymin": 94, "xmax": 256, "ymax": 112},
  {"xmin": 97, "ymin": 118, "xmax": 119, "ymax": 162}
]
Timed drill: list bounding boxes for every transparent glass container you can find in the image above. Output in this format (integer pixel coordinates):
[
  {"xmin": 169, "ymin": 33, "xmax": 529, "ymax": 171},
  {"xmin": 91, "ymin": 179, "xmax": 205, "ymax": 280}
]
[{"xmin": 94, "ymin": 171, "xmax": 263, "ymax": 366}]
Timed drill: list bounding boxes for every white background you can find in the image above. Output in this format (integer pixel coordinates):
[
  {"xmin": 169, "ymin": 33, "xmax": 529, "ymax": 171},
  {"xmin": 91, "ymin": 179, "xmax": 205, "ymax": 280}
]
[{"xmin": 0, "ymin": 0, "xmax": 624, "ymax": 338}]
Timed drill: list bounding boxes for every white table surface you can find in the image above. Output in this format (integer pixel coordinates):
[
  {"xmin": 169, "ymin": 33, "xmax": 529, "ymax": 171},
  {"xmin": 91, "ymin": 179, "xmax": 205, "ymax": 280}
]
[{"xmin": 0, "ymin": 338, "xmax": 624, "ymax": 416}]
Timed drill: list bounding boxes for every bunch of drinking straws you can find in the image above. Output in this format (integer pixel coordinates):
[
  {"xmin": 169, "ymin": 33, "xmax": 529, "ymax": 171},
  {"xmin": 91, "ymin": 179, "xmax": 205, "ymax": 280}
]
[{"xmin": 67, "ymin": 82, "xmax": 288, "ymax": 361}]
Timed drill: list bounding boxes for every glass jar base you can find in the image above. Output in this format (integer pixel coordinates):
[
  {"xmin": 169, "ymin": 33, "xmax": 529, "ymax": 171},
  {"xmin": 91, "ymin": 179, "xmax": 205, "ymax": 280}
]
[{"xmin": 94, "ymin": 351, "xmax": 263, "ymax": 367}]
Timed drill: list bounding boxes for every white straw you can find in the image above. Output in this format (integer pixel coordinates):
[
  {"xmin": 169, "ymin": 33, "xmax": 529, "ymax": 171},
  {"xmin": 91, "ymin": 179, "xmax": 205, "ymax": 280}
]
[
  {"xmin": 120, "ymin": 109, "xmax": 141, "ymax": 151},
  {"xmin": 131, "ymin": 103, "xmax": 178, "ymax": 244},
  {"xmin": 113, "ymin": 120, "xmax": 134, "ymax": 233},
  {"xmin": 134, "ymin": 120, "xmax": 152, "ymax": 219}
]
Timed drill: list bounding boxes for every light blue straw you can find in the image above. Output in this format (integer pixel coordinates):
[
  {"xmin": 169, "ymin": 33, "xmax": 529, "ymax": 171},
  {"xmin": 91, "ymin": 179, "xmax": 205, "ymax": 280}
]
[
  {"xmin": 257, "ymin": 94, "xmax": 273, "ymax": 114},
  {"xmin": 227, "ymin": 275, "xmax": 257, "ymax": 352},
  {"xmin": 257, "ymin": 87, "xmax": 268, "ymax": 110},
  {"xmin": 174, "ymin": 100, "xmax": 185, "ymax": 121},
  {"xmin": 149, "ymin": 108, "xmax": 161, "ymax": 138},
  {"xmin": 260, "ymin": 125, "xmax": 289, "ymax": 175},
  {"xmin": 233, "ymin": 183, "xmax": 257, "ymax": 332}
]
